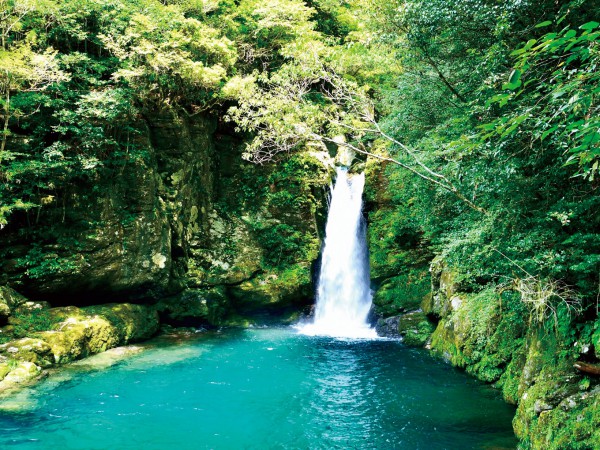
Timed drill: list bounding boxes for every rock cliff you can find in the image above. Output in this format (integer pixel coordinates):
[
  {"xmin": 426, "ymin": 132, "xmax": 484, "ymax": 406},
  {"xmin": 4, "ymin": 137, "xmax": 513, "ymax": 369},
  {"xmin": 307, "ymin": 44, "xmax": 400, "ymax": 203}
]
[{"xmin": 0, "ymin": 110, "xmax": 328, "ymax": 324}]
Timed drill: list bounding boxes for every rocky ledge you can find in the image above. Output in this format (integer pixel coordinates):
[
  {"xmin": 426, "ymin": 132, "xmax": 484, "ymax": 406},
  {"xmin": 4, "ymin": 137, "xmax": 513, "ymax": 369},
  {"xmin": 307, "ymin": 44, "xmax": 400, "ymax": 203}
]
[
  {"xmin": 375, "ymin": 257, "xmax": 600, "ymax": 449},
  {"xmin": 0, "ymin": 286, "xmax": 159, "ymax": 394}
]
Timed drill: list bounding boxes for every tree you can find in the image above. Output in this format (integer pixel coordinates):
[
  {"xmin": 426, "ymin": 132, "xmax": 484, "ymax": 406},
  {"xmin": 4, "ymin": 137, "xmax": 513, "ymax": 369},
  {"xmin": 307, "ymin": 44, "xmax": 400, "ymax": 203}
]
[
  {"xmin": 227, "ymin": 57, "xmax": 486, "ymax": 213},
  {"xmin": 0, "ymin": 0, "xmax": 67, "ymax": 226}
]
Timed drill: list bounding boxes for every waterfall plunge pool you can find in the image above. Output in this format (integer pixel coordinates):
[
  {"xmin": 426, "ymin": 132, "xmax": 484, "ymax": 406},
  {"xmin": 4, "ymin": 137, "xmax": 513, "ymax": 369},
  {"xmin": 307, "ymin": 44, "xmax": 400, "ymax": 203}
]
[{"xmin": 0, "ymin": 328, "xmax": 517, "ymax": 449}]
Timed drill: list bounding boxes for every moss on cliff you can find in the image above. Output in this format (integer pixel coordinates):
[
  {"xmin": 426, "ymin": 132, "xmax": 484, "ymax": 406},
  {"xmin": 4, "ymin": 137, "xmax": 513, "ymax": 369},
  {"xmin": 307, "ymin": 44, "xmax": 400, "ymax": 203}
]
[
  {"xmin": 421, "ymin": 261, "xmax": 600, "ymax": 449},
  {"xmin": 0, "ymin": 302, "xmax": 159, "ymax": 393},
  {"xmin": 373, "ymin": 269, "xmax": 430, "ymax": 317},
  {"xmin": 1, "ymin": 110, "xmax": 328, "ymax": 326}
]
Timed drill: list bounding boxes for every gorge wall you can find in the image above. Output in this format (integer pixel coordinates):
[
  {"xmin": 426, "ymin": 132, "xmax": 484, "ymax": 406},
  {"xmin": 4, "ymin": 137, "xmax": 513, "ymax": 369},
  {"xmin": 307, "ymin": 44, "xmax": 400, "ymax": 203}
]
[
  {"xmin": 0, "ymin": 110, "xmax": 329, "ymax": 326},
  {"xmin": 366, "ymin": 163, "xmax": 600, "ymax": 449}
]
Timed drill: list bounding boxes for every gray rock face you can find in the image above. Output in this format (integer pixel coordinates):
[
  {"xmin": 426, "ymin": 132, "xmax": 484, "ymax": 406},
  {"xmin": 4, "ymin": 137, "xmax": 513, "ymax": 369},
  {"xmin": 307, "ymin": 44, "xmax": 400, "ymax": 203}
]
[
  {"xmin": 0, "ymin": 110, "xmax": 325, "ymax": 319},
  {"xmin": 0, "ymin": 286, "xmax": 27, "ymax": 324},
  {"xmin": 0, "ymin": 112, "xmax": 217, "ymax": 300},
  {"xmin": 375, "ymin": 316, "xmax": 401, "ymax": 338}
]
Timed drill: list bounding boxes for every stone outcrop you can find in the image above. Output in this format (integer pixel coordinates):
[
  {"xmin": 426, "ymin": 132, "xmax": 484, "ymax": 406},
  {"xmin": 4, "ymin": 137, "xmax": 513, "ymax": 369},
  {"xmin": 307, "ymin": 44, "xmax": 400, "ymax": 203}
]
[
  {"xmin": 0, "ymin": 110, "xmax": 328, "ymax": 321},
  {"xmin": 372, "ymin": 251, "xmax": 599, "ymax": 448},
  {"xmin": 423, "ymin": 259, "xmax": 600, "ymax": 449},
  {"xmin": 0, "ymin": 286, "xmax": 27, "ymax": 325},
  {"xmin": 155, "ymin": 287, "xmax": 229, "ymax": 327},
  {"xmin": 0, "ymin": 303, "xmax": 159, "ymax": 393}
]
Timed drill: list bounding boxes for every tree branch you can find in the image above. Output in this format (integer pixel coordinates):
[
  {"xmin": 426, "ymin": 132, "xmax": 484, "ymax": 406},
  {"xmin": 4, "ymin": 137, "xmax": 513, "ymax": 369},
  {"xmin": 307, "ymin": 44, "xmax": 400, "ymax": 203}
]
[{"xmin": 313, "ymin": 134, "xmax": 487, "ymax": 214}]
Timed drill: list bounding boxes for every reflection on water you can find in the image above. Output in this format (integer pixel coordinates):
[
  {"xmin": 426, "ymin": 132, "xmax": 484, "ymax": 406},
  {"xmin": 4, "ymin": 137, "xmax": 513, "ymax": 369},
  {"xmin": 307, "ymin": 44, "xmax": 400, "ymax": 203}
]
[
  {"xmin": 0, "ymin": 328, "xmax": 517, "ymax": 450},
  {"xmin": 307, "ymin": 341, "xmax": 379, "ymax": 446}
]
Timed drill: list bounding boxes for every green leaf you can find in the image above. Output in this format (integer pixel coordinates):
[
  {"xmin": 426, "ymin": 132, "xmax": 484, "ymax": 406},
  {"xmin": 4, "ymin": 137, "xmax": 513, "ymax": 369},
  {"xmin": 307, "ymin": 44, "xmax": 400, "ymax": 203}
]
[
  {"xmin": 536, "ymin": 21, "xmax": 553, "ymax": 28},
  {"xmin": 564, "ymin": 29, "xmax": 577, "ymax": 39},
  {"xmin": 580, "ymin": 21, "xmax": 599, "ymax": 31},
  {"xmin": 508, "ymin": 69, "xmax": 521, "ymax": 85},
  {"xmin": 540, "ymin": 126, "xmax": 558, "ymax": 141}
]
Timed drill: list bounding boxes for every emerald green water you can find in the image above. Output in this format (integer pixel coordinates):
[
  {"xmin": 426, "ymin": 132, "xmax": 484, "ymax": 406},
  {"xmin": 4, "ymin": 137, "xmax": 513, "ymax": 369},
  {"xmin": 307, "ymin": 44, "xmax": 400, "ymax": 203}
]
[{"xmin": 0, "ymin": 328, "xmax": 517, "ymax": 449}]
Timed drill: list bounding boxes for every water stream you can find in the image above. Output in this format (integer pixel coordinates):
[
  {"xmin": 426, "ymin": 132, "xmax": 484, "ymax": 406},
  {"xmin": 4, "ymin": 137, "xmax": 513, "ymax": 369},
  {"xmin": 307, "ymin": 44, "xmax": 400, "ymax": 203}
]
[
  {"xmin": 300, "ymin": 168, "xmax": 376, "ymax": 338},
  {"xmin": 0, "ymin": 328, "xmax": 517, "ymax": 449},
  {"xmin": 0, "ymin": 169, "xmax": 518, "ymax": 449}
]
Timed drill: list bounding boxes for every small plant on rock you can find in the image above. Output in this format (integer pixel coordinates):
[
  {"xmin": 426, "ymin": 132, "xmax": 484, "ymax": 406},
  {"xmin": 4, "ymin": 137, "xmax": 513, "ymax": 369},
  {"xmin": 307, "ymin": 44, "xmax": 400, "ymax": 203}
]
[{"xmin": 513, "ymin": 276, "xmax": 582, "ymax": 331}]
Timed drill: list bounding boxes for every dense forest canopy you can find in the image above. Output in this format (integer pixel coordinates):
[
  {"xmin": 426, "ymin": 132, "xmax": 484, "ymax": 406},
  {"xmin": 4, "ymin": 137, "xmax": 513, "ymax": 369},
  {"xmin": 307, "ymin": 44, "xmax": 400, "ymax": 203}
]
[
  {"xmin": 0, "ymin": 1, "xmax": 599, "ymax": 446},
  {"xmin": 0, "ymin": 0, "xmax": 598, "ymax": 311}
]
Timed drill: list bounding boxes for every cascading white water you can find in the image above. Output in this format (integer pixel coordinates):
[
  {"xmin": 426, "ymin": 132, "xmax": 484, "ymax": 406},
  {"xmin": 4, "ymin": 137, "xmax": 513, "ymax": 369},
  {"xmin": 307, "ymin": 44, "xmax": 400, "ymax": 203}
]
[{"xmin": 300, "ymin": 167, "xmax": 376, "ymax": 338}]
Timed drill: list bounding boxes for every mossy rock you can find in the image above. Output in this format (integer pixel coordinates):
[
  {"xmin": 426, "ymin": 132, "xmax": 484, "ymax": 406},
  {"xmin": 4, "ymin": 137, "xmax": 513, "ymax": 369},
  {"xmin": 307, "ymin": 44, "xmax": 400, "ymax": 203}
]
[
  {"xmin": 0, "ymin": 303, "xmax": 159, "ymax": 372},
  {"xmin": 0, "ymin": 361, "xmax": 41, "ymax": 390},
  {"xmin": 398, "ymin": 312, "xmax": 435, "ymax": 347},
  {"xmin": 498, "ymin": 344, "xmax": 528, "ymax": 404},
  {"xmin": 429, "ymin": 289, "xmax": 504, "ymax": 370},
  {"xmin": 35, "ymin": 330, "xmax": 82, "ymax": 364},
  {"xmin": 31, "ymin": 304, "xmax": 159, "ymax": 365},
  {"xmin": 228, "ymin": 266, "xmax": 312, "ymax": 314},
  {"xmin": 430, "ymin": 318, "xmax": 467, "ymax": 367},
  {"xmin": 420, "ymin": 292, "xmax": 434, "ymax": 315},
  {"xmin": 0, "ymin": 338, "xmax": 54, "ymax": 368},
  {"xmin": 373, "ymin": 270, "xmax": 430, "ymax": 317},
  {"xmin": 525, "ymin": 386, "xmax": 600, "ymax": 450},
  {"xmin": 6, "ymin": 305, "xmax": 59, "ymax": 342},
  {"xmin": 0, "ymin": 362, "xmax": 11, "ymax": 381},
  {"xmin": 0, "ymin": 286, "xmax": 28, "ymax": 324},
  {"xmin": 48, "ymin": 306, "xmax": 87, "ymax": 322},
  {"xmin": 513, "ymin": 369, "xmax": 581, "ymax": 443},
  {"xmin": 375, "ymin": 316, "xmax": 401, "ymax": 338},
  {"xmin": 36, "ymin": 320, "xmax": 106, "ymax": 364},
  {"xmin": 197, "ymin": 213, "xmax": 264, "ymax": 286},
  {"xmin": 156, "ymin": 287, "xmax": 229, "ymax": 327},
  {"xmin": 426, "ymin": 257, "xmax": 465, "ymax": 318},
  {"xmin": 82, "ymin": 304, "xmax": 160, "ymax": 343}
]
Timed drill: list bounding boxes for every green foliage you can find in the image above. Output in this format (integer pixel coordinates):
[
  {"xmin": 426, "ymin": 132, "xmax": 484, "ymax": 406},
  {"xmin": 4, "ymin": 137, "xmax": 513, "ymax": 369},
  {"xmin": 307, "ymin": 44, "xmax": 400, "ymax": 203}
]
[
  {"xmin": 14, "ymin": 244, "xmax": 82, "ymax": 279},
  {"xmin": 0, "ymin": 0, "xmax": 353, "ymax": 230},
  {"xmin": 372, "ymin": 269, "xmax": 430, "ymax": 316},
  {"xmin": 9, "ymin": 308, "xmax": 56, "ymax": 339},
  {"xmin": 361, "ymin": 0, "xmax": 600, "ymax": 321},
  {"xmin": 483, "ymin": 20, "xmax": 600, "ymax": 181}
]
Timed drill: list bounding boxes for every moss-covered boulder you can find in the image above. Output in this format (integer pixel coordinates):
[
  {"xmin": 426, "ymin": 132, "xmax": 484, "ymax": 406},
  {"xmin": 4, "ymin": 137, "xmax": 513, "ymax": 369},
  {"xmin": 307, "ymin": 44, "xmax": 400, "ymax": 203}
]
[
  {"xmin": 0, "ymin": 303, "xmax": 159, "ymax": 370},
  {"xmin": 424, "ymin": 256, "xmax": 461, "ymax": 317},
  {"xmin": 373, "ymin": 270, "xmax": 430, "ymax": 317},
  {"xmin": 507, "ymin": 326, "xmax": 600, "ymax": 449},
  {"xmin": 190, "ymin": 213, "xmax": 263, "ymax": 287},
  {"xmin": 375, "ymin": 316, "xmax": 401, "ymax": 338},
  {"xmin": 525, "ymin": 386, "xmax": 600, "ymax": 449},
  {"xmin": 228, "ymin": 266, "xmax": 312, "ymax": 314},
  {"xmin": 398, "ymin": 312, "xmax": 435, "ymax": 347},
  {"xmin": 430, "ymin": 288, "xmax": 527, "ymax": 384},
  {"xmin": 0, "ymin": 338, "xmax": 54, "ymax": 368},
  {"xmin": 156, "ymin": 287, "xmax": 229, "ymax": 326},
  {"xmin": 0, "ymin": 361, "xmax": 42, "ymax": 391},
  {"xmin": 0, "ymin": 286, "xmax": 27, "ymax": 324},
  {"xmin": 82, "ymin": 304, "xmax": 160, "ymax": 343}
]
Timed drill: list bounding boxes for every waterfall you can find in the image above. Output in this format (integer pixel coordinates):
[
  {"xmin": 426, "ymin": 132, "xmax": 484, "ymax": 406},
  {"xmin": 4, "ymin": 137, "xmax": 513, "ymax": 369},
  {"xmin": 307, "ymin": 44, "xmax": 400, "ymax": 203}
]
[{"xmin": 300, "ymin": 167, "xmax": 376, "ymax": 338}]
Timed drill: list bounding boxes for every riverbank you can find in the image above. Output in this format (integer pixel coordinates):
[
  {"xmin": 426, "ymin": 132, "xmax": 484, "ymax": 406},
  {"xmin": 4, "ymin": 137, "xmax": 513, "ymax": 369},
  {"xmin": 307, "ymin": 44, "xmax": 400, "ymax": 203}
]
[
  {"xmin": 375, "ymin": 258, "xmax": 600, "ymax": 449},
  {"xmin": 0, "ymin": 283, "xmax": 312, "ymax": 398},
  {"xmin": 0, "ymin": 292, "xmax": 159, "ymax": 394}
]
